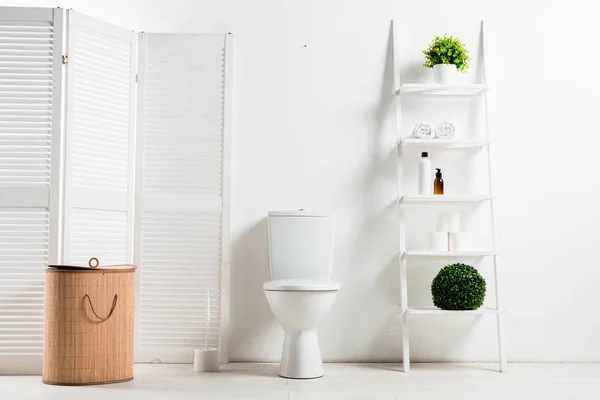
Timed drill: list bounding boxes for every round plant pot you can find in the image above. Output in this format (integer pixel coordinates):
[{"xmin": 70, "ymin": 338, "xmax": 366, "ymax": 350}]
[{"xmin": 433, "ymin": 64, "xmax": 458, "ymax": 84}]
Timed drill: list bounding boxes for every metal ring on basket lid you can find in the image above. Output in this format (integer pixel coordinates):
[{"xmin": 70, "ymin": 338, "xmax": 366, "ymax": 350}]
[{"xmin": 88, "ymin": 257, "xmax": 99, "ymax": 269}]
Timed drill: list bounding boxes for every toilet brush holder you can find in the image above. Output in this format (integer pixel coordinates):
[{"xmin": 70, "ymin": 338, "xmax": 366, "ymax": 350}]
[
  {"xmin": 193, "ymin": 348, "xmax": 220, "ymax": 372},
  {"xmin": 192, "ymin": 290, "xmax": 219, "ymax": 372}
]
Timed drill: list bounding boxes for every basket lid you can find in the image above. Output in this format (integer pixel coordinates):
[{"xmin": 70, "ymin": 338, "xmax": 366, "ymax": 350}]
[{"xmin": 48, "ymin": 257, "xmax": 136, "ymax": 271}]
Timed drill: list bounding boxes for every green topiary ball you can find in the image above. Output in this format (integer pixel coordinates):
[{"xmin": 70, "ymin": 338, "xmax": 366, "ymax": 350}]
[{"xmin": 431, "ymin": 263, "xmax": 486, "ymax": 310}]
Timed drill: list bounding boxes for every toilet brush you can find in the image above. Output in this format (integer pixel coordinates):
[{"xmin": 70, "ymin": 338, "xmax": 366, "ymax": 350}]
[{"xmin": 193, "ymin": 290, "xmax": 220, "ymax": 372}]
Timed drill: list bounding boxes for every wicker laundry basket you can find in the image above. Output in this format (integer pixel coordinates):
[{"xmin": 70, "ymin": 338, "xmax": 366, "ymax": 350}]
[{"xmin": 43, "ymin": 258, "xmax": 136, "ymax": 385}]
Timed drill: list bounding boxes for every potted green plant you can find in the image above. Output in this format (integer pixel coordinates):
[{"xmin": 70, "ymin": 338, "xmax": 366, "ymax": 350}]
[
  {"xmin": 431, "ymin": 263, "xmax": 486, "ymax": 310},
  {"xmin": 422, "ymin": 35, "xmax": 471, "ymax": 84}
]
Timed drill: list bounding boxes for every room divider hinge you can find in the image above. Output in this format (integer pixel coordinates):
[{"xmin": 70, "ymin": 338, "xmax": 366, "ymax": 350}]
[
  {"xmin": 136, "ymin": 73, "xmax": 139, "ymax": 82},
  {"xmin": 62, "ymin": 55, "xmax": 68, "ymax": 65}
]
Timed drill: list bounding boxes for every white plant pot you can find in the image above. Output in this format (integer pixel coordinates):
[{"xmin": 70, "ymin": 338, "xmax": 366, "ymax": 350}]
[{"xmin": 433, "ymin": 64, "xmax": 458, "ymax": 84}]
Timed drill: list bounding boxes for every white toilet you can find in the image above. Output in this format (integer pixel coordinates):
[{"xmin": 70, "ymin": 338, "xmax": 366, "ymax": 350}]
[{"xmin": 263, "ymin": 210, "xmax": 339, "ymax": 379}]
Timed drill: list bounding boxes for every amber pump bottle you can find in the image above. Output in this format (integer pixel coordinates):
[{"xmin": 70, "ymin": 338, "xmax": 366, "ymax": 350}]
[{"xmin": 434, "ymin": 168, "xmax": 444, "ymax": 195}]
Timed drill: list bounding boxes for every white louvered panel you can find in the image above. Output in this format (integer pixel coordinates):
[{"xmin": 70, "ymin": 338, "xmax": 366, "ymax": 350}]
[
  {"xmin": 135, "ymin": 34, "xmax": 227, "ymax": 362},
  {"xmin": 0, "ymin": 8, "xmax": 61, "ymax": 374},
  {"xmin": 0, "ymin": 208, "xmax": 48, "ymax": 358},
  {"xmin": 63, "ymin": 11, "xmax": 135, "ymax": 266},
  {"xmin": 142, "ymin": 36, "xmax": 224, "ymax": 196},
  {"xmin": 69, "ymin": 208, "xmax": 127, "ymax": 266},
  {"xmin": 69, "ymin": 25, "xmax": 130, "ymax": 191},
  {"xmin": 139, "ymin": 212, "xmax": 221, "ymax": 350},
  {"xmin": 0, "ymin": 20, "xmax": 53, "ymax": 205}
]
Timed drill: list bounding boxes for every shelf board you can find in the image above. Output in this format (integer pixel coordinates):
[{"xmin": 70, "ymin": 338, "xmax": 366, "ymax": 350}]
[
  {"xmin": 406, "ymin": 306, "xmax": 504, "ymax": 316},
  {"xmin": 399, "ymin": 195, "xmax": 491, "ymax": 207},
  {"xmin": 397, "ymin": 84, "xmax": 490, "ymax": 96},
  {"xmin": 399, "ymin": 138, "xmax": 489, "ymax": 149},
  {"xmin": 401, "ymin": 250, "xmax": 497, "ymax": 259}
]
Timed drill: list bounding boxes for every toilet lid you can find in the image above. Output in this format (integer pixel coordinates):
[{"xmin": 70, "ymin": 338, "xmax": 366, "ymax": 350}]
[{"xmin": 263, "ymin": 279, "xmax": 340, "ymax": 291}]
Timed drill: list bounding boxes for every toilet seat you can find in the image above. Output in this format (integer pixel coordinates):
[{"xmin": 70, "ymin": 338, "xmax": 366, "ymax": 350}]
[{"xmin": 264, "ymin": 279, "xmax": 340, "ymax": 292}]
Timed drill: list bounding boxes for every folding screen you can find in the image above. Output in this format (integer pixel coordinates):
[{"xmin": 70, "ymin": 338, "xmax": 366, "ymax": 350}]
[
  {"xmin": 0, "ymin": 7, "xmax": 63, "ymax": 374},
  {"xmin": 0, "ymin": 6, "xmax": 231, "ymax": 373},
  {"xmin": 134, "ymin": 33, "xmax": 232, "ymax": 363}
]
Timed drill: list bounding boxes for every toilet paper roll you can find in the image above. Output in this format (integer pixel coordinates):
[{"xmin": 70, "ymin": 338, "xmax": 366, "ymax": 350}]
[
  {"xmin": 449, "ymin": 232, "xmax": 473, "ymax": 252},
  {"xmin": 193, "ymin": 348, "xmax": 220, "ymax": 372},
  {"xmin": 428, "ymin": 232, "xmax": 448, "ymax": 252},
  {"xmin": 437, "ymin": 212, "xmax": 461, "ymax": 233}
]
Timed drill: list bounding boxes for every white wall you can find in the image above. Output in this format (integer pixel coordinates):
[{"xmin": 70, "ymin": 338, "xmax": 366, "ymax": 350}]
[{"xmin": 5, "ymin": 0, "xmax": 600, "ymax": 362}]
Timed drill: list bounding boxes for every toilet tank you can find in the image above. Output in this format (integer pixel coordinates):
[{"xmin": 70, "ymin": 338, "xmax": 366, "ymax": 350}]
[{"xmin": 268, "ymin": 211, "xmax": 335, "ymax": 281}]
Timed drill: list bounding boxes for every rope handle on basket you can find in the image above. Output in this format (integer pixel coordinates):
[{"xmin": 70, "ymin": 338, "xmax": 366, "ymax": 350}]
[{"xmin": 83, "ymin": 294, "xmax": 118, "ymax": 322}]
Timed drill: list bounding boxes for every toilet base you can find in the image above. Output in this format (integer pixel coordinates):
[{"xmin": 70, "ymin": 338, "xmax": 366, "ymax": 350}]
[{"xmin": 278, "ymin": 329, "xmax": 324, "ymax": 379}]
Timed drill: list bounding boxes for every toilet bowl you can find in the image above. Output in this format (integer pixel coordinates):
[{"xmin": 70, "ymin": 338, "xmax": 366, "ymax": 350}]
[
  {"xmin": 264, "ymin": 279, "xmax": 339, "ymax": 379},
  {"xmin": 264, "ymin": 211, "xmax": 338, "ymax": 379}
]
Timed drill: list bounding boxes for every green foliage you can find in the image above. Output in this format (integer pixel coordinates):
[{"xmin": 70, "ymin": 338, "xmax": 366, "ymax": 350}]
[
  {"xmin": 422, "ymin": 35, "xmax": 471, "ymax": 73},
  {"xmin": 431, "ymin": 263, "xmax": 486, "ymax": 310}
]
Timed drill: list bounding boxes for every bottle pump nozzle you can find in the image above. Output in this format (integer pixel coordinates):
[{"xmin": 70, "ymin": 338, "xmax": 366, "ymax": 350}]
[{"xmin": 436, "ymin": 168, "xmax": 442, "ymax": 178}]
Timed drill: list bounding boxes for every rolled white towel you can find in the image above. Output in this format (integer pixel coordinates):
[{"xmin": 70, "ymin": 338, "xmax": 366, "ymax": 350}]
[
  {"xmin": 436, "ymin": 121, "xmax": 456, "ymax": 139},
  {"xmin": 413, "ymin": 122, "xmax": 434, "ymax": 139}
]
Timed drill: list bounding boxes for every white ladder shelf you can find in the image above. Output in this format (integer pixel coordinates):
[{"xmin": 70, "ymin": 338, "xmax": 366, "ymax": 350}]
[{"xmin": 392, "ymin": 20, "xmax": 506, "ymax": 373}]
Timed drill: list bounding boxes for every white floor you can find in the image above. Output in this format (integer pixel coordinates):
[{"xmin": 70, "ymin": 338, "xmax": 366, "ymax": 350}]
[{"xmin": 2, "ymin": 363, "xmax": 600, "ymax": 399}]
